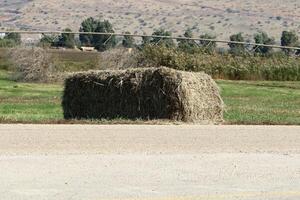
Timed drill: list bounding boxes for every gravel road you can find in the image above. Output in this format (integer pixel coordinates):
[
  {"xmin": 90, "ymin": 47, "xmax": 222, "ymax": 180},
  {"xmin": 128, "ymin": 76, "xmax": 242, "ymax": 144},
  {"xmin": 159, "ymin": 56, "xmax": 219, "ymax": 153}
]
[{"xmin": 0, "ymin": 125, "xmax": 300, "ymax": 200}]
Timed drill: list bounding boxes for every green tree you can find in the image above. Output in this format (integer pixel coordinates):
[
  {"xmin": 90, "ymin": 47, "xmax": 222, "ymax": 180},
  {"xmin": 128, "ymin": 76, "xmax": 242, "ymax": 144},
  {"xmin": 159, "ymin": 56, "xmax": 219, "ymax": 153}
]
[
  {"xmin": 79, "ymin": 17, "xmax": 116, "ymax": 51},
  {"xmin": 58, "ymin": 28, "xmax": 75, "ymax": 48},
  {"xmin": 39, "ymin": 34, "xmax": 57, "ymax": 48},
  {"xmin": 122, "ymin": 31, "xmax": 135, "ymax": 48},
  {"xmin": 253, "ymin": 32, "xmax": 275, "ymax": 55},
  {"xmin": 150, "ymin": 29, "xmax": 175, "ymax": 48},
  {"xmin": 0, "ymin": 38, "xmax": 17, "ymax": 47},
  {"xmin": 141, "ymin": 32, "xmax": 151, "ymax": 48},
  {"xmin": 199, "ymin": 33, "xmax": 217, "ymax": 53},
  {"xmin": 4, "ymin": 32, "xmax": 21, "ymax": 45},
  {"xmin": 228, "ymin": 33, "xmax": 246, "ymax": 55},
  {"xmin": 79, "ymin": 17, "xmax": 98, "ymax": 46},
  {"xmin": 281, "ymin": 31, "xmax": 299, "ymax": 54},
  {"xmin": 177, "ymin": 29, "xmax": 198, "ymax": 53}
]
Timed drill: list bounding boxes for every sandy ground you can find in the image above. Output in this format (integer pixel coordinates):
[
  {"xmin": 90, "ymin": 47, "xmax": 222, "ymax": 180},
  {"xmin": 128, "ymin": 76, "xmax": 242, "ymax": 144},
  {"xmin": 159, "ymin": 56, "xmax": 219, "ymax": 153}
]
[
  {"xmin": 0, "ymin": 125, "xmax": 300, "ymax": 200},
  {"xmin": 2, "ymin": 0, "xmax": 300, "ymax": 40}
]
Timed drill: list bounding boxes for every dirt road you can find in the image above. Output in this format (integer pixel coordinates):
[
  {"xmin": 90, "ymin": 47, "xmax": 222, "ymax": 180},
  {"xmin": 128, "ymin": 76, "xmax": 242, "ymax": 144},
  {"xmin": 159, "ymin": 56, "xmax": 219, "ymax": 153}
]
[{"xmin": 0, "ymin": 125, "xmax": 300, "ymax": 200}]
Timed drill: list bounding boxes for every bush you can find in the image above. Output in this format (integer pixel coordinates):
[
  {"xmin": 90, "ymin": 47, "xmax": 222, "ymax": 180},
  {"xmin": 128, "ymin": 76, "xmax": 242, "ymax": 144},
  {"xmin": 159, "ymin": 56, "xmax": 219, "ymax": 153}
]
[
  {"xmin": 137, "ymin": 45, "xmax": 300, "ymax": 81},
  {"xmin": 99, "ymin": 48, "xmax": 138, "ymax": 69},
  {"xmin": 0, "ymin": 39, "xmax": 18, "ymax": 48},
  {"xmin": 9, "ymin": 47, "xmax": 58, "ymax": 82}
]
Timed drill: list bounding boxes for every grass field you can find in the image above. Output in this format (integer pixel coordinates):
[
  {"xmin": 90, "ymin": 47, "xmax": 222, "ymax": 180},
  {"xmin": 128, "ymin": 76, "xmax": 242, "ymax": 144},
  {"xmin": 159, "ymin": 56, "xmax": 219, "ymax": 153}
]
[{"xmin": 0, "ymin": 70, "xmax": 300, "ymax": 124}]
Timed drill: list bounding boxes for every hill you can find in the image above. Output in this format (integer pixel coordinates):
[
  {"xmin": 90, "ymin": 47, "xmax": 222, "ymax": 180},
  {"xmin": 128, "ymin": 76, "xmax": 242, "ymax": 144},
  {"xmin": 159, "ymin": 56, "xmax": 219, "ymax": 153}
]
[{"xmin": 1, "ymin": 0, "xmax": 300, "ymax": 40}]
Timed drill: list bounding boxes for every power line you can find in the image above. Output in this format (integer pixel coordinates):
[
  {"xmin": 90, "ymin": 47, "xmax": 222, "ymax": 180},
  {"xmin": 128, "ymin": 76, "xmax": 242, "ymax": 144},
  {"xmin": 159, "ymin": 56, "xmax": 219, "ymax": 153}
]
[{"xmin": 1, "ymin": 30, "xmax": 300, "ymax": 51}]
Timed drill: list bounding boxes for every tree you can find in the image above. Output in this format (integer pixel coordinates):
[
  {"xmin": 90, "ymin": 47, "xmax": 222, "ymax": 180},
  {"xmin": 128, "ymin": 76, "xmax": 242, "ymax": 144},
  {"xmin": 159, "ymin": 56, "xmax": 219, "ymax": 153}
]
[
  {"xmin": 122, "ymin": 31, "xmax": 135, "ymax": 48},
  {"xmin": 199, "ymin": 33, "xmax": 217, "ymax": 53},
  {"xmin": 4, "ymin": 32, "xmax": 21, "ymax": 45},
  {"xmin": 281, "ymin": 31, "xmax": 299, "ymax": 55},
  {"xmin": 228, "ymin": 33, "xmax": 245, "ymax": 55},
  {"xmin": 150, "ymin": 29, "xmax": 175, "ymax": 48},
  {"xmin": 39, "ymin": 34, "xmax": 57, "ymax": 48},
  {"xmin": 79, "ymin": 17, "xmax": 98, "ymax": 47},
  {"xmin": 58, "ymin": 28, "xmax": 75, "ymax": 48},
  {"xmin": 253, "ymin": 32, "xmax": 275, "ymax": 55},
  {"xmin": 177, "ymin": 29, "xmax": 198, "ymax": 53},
  {"xmin": 79, "ymin": 17, "xmax": 116, "ymax": 51},
  {"xmin": 140, "ymin": 32, "xmax": 151, "ymax": 48},
  {"xmin": 0, "ymin": 38, "xmax": 17, "ymax": 47}
]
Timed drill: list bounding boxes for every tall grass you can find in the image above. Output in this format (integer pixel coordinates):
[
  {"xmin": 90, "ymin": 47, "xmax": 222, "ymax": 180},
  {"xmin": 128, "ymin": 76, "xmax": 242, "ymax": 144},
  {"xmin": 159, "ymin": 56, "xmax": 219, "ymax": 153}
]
[
  {"xmin": 2, "ymin": 46, "xmax": 300, "ymax": 81},
  {"xmin": 138, "ymin": 45, "xmax": 300, "ymax": 81}
]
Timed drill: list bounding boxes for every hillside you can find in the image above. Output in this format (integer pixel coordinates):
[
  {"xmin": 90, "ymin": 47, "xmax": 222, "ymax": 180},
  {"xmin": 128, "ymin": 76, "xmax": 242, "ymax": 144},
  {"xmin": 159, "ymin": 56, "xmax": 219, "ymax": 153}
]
[{"xmin": 1, "ymin": 0, "xmax": 300, "ymax": 40}]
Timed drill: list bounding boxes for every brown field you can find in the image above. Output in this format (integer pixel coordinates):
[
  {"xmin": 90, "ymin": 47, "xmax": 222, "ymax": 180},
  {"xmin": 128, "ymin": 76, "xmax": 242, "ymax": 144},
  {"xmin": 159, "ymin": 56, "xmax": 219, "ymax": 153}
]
[{"xmin": 1, "ymin": 0, "xmax": 300, "ymax": 41}]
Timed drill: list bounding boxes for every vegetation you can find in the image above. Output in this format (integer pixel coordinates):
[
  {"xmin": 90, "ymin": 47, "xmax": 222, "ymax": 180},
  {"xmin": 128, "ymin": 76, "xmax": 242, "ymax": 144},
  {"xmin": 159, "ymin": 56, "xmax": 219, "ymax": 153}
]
[
  {"xmin": 57, "ymin": 28, "xmax": 75, "ymax": 48},
  {"xmin": 253, "ymin": 32, "xmax": 275, "ymax": 55},
  {"xmin": 218, "ymin": 80, "xmax": 300, "ymax": 125},
  {"xmin": 199, "ymin": 33, "xmax": 217, "ymax": 53},
  {"xmin": 0, "ymin": 32, "xmax": 21, "ymax": 47},
  {"xmin": 122, "ymin": 31, "xmax": 135, "ymax": 48},
  {"xmin": 281, "ymin": 31, "xmax": 299, "ymax": 55},
  {"xmin": 4, "ymin": 32, "xmax": 21, "ymax": 45},
  {"xmin": 79, "ymin": 17, "xmax": 117, "ymax": 51},
  {"xmin": 0, "ymin": 70, "xmax": 63, "ymax": 122},
  {"xmin": 149, "ymin": 29, "xmax": 175, "ymax": 48},
  {"xmin": 177, "ymin": 29, "xmax": 198, "ymax": 53},
  {"xmin": 1, "ymin": 70, "xmax": 299, "ymax": 125},
  {"xmin": 39, "ymin": 34, "xmax": 57, "ymax": 48},
  {"xmin": 39, "ymin": 29, "xmax": 75, "ymax": 49},
  {"xmin": 228, "ymin": 32, "xmax": 246, "ymax": 55},
  {"xmin": 138, "ymin": 45, "xmax": 300, "ymax": 81}
]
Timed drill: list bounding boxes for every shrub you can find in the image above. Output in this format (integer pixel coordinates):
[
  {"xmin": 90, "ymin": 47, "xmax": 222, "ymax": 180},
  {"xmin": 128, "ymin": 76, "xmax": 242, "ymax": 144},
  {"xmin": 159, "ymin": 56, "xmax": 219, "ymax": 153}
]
[
  {"xmin": 9, "ymin": 47, "xmax": 58, "ymax": 82},
  {"xmin": 137, "ymin": 45, "xmax": 300, "ymax": 81},
  {"xmin": 228, "ymin": 33, "xmax": 246, "ymax": 55},
  {"xmin": 99, "ymin": 48, "xmax": 138, "ymax": 69}
]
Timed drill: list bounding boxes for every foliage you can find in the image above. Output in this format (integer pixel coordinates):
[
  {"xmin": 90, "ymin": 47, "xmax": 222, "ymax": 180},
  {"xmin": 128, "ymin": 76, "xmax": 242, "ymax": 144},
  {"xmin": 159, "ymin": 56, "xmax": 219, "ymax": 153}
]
[
  {"xmin": 149, "ymin": 29, "xmax": 175, "ymax": 48},
  {"xmin": 58, "ymin": 28, "xmax": 75, "ymax": 48},
  {"xmin": 177, "ymin": 29, "xmax": 198, "ymax": 53},
  {"xmin": 4, "ymin": 32, "xmax": 21, "ymax": 45},
  {"xmin": 79, "ymin": 17, "xmax": 117, "ymax": 51},
  {"xmin": 0, "ymin": 39, "xmax": 17, "ymax": 48},
  {"xmin": 0, "ymin": 32, "xmax": 21, "ymax": 48},
  {"xmin": 199, "ymin": 33, "xmax": 217, "ymax": 53},
  {"xmin": 253, "ymin": 32, "xmax": 275, "ymax": 55},
  {"xmin": 39, "ymin": 34, "xmax": 57, "ymax": 48},
  {"xmin": 281, "ymin": 31, "xmax": 299, "ymax": 55},
  {"xmin": 99, "ymin": 48, "xmax": 138, "ymax": 69},
  {"xmin": 9, "ymin": 48, "xmax": 58, "ymax": 82},
  {"xmin": 122, "ymin": 31, "xmax": 135, "ymax": 48},
  {"xmin": 141, "ymin": 32, "xmax": 151, "ymax": 48},
  {"xmin": 228, "ymin": 33, "xmax": 246, "ymax": 55},
  {"xmin": 138, "ymin": 45, "xmax": 300, "ymax": 81}
]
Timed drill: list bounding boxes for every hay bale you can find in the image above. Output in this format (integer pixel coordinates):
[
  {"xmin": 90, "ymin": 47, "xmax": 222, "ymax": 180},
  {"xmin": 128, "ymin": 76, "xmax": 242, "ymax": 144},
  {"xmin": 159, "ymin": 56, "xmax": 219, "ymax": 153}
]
[{"xmin": 62, "ymin": 67, "xmax": 224, "ymax": 123}]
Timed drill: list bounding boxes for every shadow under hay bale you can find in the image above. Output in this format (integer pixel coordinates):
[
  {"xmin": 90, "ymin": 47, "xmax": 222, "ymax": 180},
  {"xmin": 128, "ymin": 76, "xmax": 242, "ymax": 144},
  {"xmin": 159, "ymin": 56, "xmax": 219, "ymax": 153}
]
[{"xmin": 62, "ymin": 67, "xmax": 224, "ymax": 123}]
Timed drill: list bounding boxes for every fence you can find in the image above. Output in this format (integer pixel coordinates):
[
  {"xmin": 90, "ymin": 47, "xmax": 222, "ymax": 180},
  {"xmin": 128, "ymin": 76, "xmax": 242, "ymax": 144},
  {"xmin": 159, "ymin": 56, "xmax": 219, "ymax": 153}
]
[
  {"xmin": 2, "ymin": 30, "xmax": 300, "ymax": 82},
  {"xmin": 1, "ymin": 30, "xmax": 300, "ymax": 52}
]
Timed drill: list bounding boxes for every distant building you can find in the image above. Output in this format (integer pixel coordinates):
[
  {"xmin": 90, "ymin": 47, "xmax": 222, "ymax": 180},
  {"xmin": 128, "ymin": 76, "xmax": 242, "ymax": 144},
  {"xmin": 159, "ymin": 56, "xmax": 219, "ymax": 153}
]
[
  {"xmin": 80, "ymin": 47, "xmax": 96, "ymax": 52},
  {"xmin": 0, "ymin": 33, "xmax": 6, "ymax": 39},
  {"xmin": 127, "ymin": 48, "xmax": 133, "ymax": 54}
]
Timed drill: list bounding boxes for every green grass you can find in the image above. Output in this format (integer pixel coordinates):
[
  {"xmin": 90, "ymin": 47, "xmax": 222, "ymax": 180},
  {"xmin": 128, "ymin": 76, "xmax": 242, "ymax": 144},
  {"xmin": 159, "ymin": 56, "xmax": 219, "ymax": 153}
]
[
  {"xmin": 217, "ymin": 80, "xmax": 300, "ymax": 125},
  {"xmin": 0, "ymin": 70, "xmax": 63, "ymax": 122},
  {"xmin": 0, "ymin": 70, "xmax": 300, "ymax": 124}
]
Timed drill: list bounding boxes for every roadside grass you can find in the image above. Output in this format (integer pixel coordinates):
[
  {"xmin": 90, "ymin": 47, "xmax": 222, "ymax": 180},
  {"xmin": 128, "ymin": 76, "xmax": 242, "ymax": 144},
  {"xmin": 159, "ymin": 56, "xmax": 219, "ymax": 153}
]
[
  {"xmin": 0, "ymin": 70, "xmax": 63, "ymax": 122},
  {"xmin": 218, "ymin": 80, "xmax": 300, "ymax": 125},
  {"xmin": 0, "ymin": 70, "xmax": 300, "ymax": 125}
]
